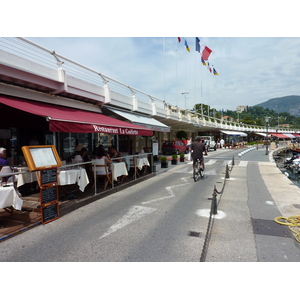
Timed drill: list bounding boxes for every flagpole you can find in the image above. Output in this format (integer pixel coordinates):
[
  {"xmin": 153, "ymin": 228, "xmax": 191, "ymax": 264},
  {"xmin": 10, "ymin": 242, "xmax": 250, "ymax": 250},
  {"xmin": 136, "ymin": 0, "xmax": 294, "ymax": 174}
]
[
  {"xmin": 194, "ymin": 44, "xmax": 197, "ymax": 108},
  {"xmin": 163, "ymin": 37, "xmax": 166, "ymax": 101},
  {"xmin": 176, "ymin": 37, "xmax": 178, "ymax": 107}
]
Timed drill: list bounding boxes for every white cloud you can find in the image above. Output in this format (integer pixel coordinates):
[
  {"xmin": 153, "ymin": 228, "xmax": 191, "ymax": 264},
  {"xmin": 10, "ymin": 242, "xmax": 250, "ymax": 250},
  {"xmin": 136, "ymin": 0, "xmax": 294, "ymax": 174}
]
[{"xmin": 21, "ymin": 36, "xmax": 300, "ymax": 112}]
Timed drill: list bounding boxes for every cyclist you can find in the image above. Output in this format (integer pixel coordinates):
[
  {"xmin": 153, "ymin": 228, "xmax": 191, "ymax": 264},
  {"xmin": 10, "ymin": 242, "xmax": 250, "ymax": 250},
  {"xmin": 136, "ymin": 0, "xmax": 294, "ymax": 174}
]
[{"xmin": 191, "ymin": 136, "xmax": 207, "ymax": 171}]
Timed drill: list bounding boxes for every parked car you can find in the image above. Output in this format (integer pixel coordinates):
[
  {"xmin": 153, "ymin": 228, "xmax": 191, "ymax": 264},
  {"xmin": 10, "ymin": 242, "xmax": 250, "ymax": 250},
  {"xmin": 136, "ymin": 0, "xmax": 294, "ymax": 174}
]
[
  {"xmin": 199, "ymin": 136, "xmax": 217, "ymax": 151},
  {"xmin": 161, "ymin": 140, "xmax": 188, "ymax": 155}
]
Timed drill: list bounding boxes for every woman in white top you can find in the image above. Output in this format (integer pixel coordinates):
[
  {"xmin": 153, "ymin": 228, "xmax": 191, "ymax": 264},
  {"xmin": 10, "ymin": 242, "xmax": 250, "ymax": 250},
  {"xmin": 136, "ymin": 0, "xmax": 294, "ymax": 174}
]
[{"xmin": 95, "ymin": 148, "xmax": 112, "ymax": 175}]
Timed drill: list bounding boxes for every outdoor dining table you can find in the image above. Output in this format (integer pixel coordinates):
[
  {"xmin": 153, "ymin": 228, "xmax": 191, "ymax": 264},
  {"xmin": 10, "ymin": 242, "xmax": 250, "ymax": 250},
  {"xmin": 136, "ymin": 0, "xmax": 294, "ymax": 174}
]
[
  {"xmin": 111, "ymin": 162, "xmax": 128, "ymax": 182},
  {"xmin": 57, "ymin": 167, "xmax": 89, "ymax": 192},
  {"xmin": 136, "ymin": 157, "xmax": 150, "ymax": 174},
  {"xmin": 16, "ymin": 167, "xmax": 38, "ymax": 187},
  {"xmin": 0, "ymin": 185, "xmax": 23, "ymax": 212}
]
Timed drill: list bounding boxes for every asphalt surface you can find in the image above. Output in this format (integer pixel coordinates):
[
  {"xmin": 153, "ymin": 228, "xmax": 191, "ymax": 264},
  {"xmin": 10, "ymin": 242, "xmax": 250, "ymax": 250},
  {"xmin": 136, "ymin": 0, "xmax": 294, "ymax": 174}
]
[
  {"xmin": 204, "ymin": 147, "xmax": 300, "ymax": 262},
  {"xmin": 1, "ymin": 146, "xmax": 299, "ymax": 263}
]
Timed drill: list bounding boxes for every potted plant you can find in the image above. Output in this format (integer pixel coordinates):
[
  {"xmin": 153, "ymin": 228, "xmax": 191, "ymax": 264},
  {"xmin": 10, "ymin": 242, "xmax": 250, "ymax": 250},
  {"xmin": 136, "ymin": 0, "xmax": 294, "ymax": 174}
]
[
  {"xmin": 160, "ymin": 156, "xmax": 168, "ymax": 168},
  {"xmin": 180, "ymin": 153, "xmax": 185, "ymax": 162},
  {"xmin": 171, "ymin": 154, "xmax": 178, "ymax": 165}
]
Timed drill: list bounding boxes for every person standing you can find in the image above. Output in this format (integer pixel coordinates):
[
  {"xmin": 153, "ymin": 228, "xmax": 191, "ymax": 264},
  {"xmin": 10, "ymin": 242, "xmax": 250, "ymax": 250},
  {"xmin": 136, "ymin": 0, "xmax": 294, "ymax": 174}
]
[
  {"xmin": 29, "ymin": 135, "xmax": 39, "ymax": 146},
  {"xmin": 190, "ymin": 136, "xmax": 207, "ymax": 170},
  {"xmin": 0, "ymin": 147, "xmax": 9, "ymax": 166},
  {"xmin": 187, "ymin": 137, "xmax": 192, "ymax": 161},
  {"xmin": 220, "ymin": 138, "xmax": 225, "ymax": 149},
  {"xmin": 187, "ymin": 137, "xmax": 192, "ymax": 150}
]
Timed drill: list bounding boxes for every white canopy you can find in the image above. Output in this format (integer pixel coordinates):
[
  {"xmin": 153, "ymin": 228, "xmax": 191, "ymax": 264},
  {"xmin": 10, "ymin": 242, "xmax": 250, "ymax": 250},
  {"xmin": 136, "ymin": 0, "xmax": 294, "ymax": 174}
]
[
  {"xmin": 284, "ymin": 133, "xmax": 296, "ymax": 139},
  {"xmin": 220, "ymin": 130, "xmax": 247, "ymax": 137}
]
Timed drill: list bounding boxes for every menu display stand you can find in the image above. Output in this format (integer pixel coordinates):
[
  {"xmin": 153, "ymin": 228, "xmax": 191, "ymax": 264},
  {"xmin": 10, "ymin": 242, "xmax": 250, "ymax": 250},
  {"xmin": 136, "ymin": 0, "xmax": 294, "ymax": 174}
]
[{"xmin": 22, "ymin": 145, "xmax": 62, "ymax": 224}]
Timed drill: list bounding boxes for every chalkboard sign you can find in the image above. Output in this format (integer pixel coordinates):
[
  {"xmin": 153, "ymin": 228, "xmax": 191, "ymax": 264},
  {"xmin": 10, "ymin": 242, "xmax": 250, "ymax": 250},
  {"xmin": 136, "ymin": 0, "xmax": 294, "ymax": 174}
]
[
  {"xmin": 42, "ymin": 203, "xmax": 59, "ymax": 224},
  {"xmin": 41, "ymin": 186, "xmax": 57, "ymax": 205},
  {"xmin": 41, "ymin": 168, "xmax": 57, "ymax": 185}
]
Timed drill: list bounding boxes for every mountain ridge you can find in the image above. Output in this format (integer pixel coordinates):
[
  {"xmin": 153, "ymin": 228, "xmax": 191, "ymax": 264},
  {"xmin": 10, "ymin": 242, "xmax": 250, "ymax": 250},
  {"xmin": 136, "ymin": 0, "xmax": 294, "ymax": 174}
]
[{"xmin": 252, "ymin": 95, "xmax": 300, "ymax": 117}]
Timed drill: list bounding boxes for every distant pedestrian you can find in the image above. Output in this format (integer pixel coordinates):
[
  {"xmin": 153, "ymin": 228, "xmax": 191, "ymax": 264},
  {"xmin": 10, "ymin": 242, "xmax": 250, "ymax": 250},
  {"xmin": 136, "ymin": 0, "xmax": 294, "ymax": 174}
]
[
  {"xmin": 220, "ymin": 138, "xmax": 225, "ymax": 149},
  {"xmin": 187, "ymin": 137, "xmax": 192, "ymax": 150}
]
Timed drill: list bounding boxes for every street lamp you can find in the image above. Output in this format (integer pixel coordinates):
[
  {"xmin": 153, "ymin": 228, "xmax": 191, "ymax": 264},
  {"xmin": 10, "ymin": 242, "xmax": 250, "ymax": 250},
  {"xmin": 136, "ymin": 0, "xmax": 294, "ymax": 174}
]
[
  {"xmin": 265, "ymin": 116, "xmax": 271, "ymax": 155},
  {"xmin": 181, "ymin": 92, "xmax": 189, "ymax": 109}
]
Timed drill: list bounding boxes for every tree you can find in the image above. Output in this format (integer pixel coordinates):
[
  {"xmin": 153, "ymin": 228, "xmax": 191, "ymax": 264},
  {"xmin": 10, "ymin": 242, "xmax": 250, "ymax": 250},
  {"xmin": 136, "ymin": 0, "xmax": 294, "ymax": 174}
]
[
  {"xmin": 241, "ymin": 115, "xmax": 255, "ymax": 125},
  {"xmin": 176, "ymin": 131, "xmax": 187, "ymax": 140}
]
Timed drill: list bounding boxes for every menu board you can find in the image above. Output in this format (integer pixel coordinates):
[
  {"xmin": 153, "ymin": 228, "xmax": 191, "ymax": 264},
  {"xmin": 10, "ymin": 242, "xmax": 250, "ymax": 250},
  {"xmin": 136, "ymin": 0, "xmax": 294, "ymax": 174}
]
[
  {"xmin": 22, "ymin": 145, "xmax": 62, "ymax": 171},
  {"xmin": 31, "ymin": 147, "xmax": 57, "ymax": 168},
  {"xmin": 41, "ymin": 168, "xmax": 57, "ymax": 185},
  {"xmin": 42, "ymin": 203, "xmax": 59, "ymax": 224},
  {"xmin": 41, "ymin": 186, "xmax": 57, "ymax": 205}
]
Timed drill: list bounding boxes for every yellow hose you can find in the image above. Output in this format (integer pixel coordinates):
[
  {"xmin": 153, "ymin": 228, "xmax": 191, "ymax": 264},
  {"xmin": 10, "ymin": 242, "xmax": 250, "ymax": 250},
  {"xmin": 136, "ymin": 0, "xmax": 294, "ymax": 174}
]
[{"xmin": 274, "ymin": 215, "xmax": 300, "ymax": 243}]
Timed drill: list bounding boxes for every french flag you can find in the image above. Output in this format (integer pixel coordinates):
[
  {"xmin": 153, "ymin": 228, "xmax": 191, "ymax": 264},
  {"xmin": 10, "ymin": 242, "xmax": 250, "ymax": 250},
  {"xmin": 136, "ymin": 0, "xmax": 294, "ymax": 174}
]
[{"xmin": 198, "ymin": 39, "xmax": 212, "ymax": 61}]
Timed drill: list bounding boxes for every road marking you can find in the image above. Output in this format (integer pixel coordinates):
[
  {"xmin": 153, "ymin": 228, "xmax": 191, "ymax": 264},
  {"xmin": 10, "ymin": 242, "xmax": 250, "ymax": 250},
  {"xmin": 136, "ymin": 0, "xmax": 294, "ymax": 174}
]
[
  {"xmin": 206, "ymin": 159, "xmax": 217, "ymax": 165},
  {"xmin": 99, "ymin": 205, "xmax": 156, "ymax": 239},
  {"xmin": 221, "ymin": 160, "xmax": 232, "ymax": 166},
  {"xmin": 221, "ymin": 177, "xmax": 236, "ymax": 180},
  {"xmin": 238, "ymin": 161, "xmax": 248, "ymax": 167},
  {"xmin": 100, "ymin": 177, "xmax": 190, "ymax": 239},
  {"xmin": 141, "ymin": 180, "xmax": 190, "ymax": 205},
  {"xmin": 266, "ymin": 201, "xmax": 275, "ymax": 205},
  {"xmin": 196, "ymin": 208, "xmax": 227, "ymax": 219},
  {"xmin": 174, "ymin": 167, "xmax": 190, "ymax": 173},
  {"xmin": 204, "ymin": 169, "xmax": 217, "ymax": 175}
]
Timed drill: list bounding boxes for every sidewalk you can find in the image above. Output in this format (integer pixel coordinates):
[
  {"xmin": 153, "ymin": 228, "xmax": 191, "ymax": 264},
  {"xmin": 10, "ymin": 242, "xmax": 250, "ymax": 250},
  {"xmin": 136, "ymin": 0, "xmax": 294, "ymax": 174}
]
[{"xmin": 205, "ymin": 148, "xmax": 300, "ymax": 262}]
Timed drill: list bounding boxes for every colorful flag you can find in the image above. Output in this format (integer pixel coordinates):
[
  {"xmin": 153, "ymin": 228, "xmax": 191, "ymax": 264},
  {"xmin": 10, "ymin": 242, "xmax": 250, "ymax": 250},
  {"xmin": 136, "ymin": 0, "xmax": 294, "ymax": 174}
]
[
  {"xmin": 201, "ymin": 58, "xmax": 206, "ymax": 65},
  {"xmin": 195, "ymin": 37, "xmax": 200, "ymax": 52},
  {"xmin": 178, "ymin": 37, "xmax": 181, "ymax": 43},
  {"xmin": 202, "ymin": 45, "xmax": 212, "ymax": 61},
  {"xmin": 207, "ymin": 62, "xmax": 212, "ymax": 73},
  {"xmin": 185, "ymin": 39, "xmax": 190, "ymax": 52},
  {"xmin": 213, "ymin": 68, "xmax": 219, "ymax": 75},
  {"xmin": 199, "ymin": 40, "xmax": 212, "ymax": 60}
]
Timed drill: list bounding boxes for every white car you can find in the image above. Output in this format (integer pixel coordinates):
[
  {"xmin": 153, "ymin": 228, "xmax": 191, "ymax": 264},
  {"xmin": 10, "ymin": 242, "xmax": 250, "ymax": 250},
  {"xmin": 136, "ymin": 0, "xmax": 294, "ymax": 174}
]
[{"xmin": 199, "ymin": 136, "xmax": 217, "ymax": 151}]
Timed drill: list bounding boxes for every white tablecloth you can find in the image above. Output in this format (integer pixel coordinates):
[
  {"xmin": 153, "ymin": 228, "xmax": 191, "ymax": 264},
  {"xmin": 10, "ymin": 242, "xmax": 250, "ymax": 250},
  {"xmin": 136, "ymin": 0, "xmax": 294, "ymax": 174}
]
[
  {"xmin": 0, "ymin": 186, "xmax": 23, "ymax": 210},
  {"xmin": 111, "ymin": 162, "xmax": 128, "ymax": 182},
  {"xmin": 136, "ymin": 158, "xmax": 150, "ymax": 170},
  {"xmin": 58, "ymin": 168, "xmax": 89, "ymax": 192},
  {"xmin": 17, "ymin": 167, "xmax": 38, "ymax": 187}
]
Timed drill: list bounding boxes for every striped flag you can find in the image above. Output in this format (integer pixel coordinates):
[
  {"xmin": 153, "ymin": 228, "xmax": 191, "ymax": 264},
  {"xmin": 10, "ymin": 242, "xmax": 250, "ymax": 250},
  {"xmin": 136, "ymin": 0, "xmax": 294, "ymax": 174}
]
[
  {"xmin": 195, "ymin": 37, "xmax": 200, "ymax": 52},
  {"xmin": 185, "ymin": 39, "xmax": 190, "ymax": 52},
  {"xmin": 207, "ymin": 62, "xmax": 212, "ymax": 73},
  {"xmin": 213, "ymin": 68, "xmax": 219, "ymax": 75}
]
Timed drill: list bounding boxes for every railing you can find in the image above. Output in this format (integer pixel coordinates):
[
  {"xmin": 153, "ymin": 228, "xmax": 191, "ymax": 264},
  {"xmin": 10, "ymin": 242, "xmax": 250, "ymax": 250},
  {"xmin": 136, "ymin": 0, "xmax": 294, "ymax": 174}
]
[
  {"xmin": 0, "ymin": 153, "xmax": 155, "ymax": 198},
  {"xmin": 1, "ymin": 37, "xmax": 299, "ymax": 133},
  {"xmin": 90, "ymin": 153, "xmax": 154, "ymax": 195}
]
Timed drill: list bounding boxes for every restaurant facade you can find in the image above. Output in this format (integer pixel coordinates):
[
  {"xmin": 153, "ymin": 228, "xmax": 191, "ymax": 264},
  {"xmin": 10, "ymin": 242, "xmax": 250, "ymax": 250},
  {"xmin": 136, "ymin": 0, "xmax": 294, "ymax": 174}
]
[{"xmin": 0, "ymin": 93, "xmax": 172, "ymax": 165}]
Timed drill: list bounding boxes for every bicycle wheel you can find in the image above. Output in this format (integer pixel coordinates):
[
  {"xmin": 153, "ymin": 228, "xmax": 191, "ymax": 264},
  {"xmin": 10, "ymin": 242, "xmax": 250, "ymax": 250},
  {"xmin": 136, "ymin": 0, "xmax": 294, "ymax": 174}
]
[
  {"xmin": 199, "ymin": 164, "xmax": 205, "ymax": 178},
  {"xmin": 193, "ymin": 160, "xmax": 200, "ymax": 182}
]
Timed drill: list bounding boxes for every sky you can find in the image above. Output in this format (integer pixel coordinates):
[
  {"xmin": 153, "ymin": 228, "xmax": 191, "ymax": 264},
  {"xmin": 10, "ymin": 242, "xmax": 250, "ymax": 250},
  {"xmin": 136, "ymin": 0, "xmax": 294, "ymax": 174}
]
[
  {"xmin": 3, "ymin": 2, "xmax": 300, "ymax": 115},
  {"xmin": 23, "ymin": 36, "xmax": 300, "ymax": 112}
]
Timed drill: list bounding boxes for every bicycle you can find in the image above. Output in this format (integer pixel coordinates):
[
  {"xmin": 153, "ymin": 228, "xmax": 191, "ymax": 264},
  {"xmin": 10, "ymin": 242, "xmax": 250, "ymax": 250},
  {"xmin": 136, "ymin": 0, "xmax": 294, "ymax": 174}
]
[{"xmin": 193, "ymin": 159, "xmax": 205, "ymax": 182}]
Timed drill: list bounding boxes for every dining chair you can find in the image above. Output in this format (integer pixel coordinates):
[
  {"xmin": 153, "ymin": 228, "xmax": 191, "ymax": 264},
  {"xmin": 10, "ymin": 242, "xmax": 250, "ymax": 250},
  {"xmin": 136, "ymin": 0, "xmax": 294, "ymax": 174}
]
[
  {"xmin": 129, "ymin": 157, "xmax": 140, "ymax": 178},
  {"xmin": 92, "ymin": 163, "xmax": 112, "ymax": 190}
]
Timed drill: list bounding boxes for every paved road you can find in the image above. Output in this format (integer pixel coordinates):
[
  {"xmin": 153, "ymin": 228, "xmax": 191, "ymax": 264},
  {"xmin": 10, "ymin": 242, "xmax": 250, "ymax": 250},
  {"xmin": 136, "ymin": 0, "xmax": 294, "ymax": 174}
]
[
  {"xmin": 1, "ymin": 147, "xmax": 299, "ymax": 262},
  {"xmin": 206, "ymin": 147, "xmax": 300, "ymax": 262},
  {"xmin": 0, "ymin": 149, "xmax": 235, "ymax": 262}
]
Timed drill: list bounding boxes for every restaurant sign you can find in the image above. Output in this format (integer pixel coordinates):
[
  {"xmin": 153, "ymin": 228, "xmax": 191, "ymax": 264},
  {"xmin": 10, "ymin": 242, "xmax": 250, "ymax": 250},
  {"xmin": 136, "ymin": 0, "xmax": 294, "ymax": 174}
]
[{"xmin": 49, "ymin": 120, "xmax": 153, "ymax": 136}]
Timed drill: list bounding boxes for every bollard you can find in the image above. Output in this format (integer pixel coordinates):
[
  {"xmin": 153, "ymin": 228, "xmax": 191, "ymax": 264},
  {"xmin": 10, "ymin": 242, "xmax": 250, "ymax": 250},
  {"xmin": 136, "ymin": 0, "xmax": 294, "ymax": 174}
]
[
  {"xmin": 225, "ymin": 164, "xmax": 230, "ymax": 178},
  {"xmin": 212, "ymin": 187, "xmax": 218, "ymax": 215},
  {"xmin": 232, "ymin": 156, "xmax": 235, "ymax": 166}
]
